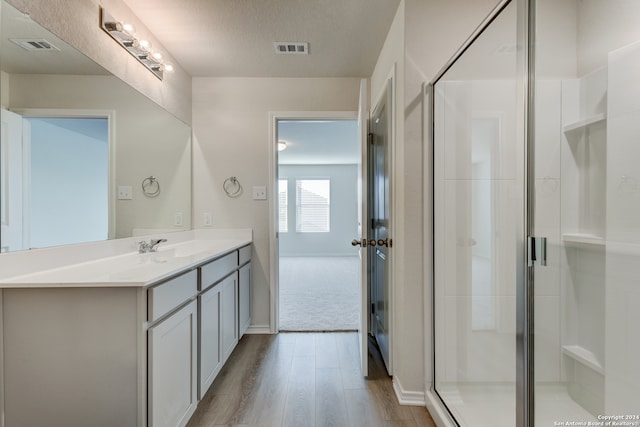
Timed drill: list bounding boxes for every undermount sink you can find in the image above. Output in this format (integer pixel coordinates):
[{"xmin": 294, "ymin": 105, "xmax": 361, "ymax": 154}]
[{"xmin": 158, "ymin": 240, "xmax": 243, "ymax": 258}]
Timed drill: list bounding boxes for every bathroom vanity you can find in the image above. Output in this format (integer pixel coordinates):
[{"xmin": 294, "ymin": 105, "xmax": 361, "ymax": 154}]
[{"xmin": 0, "ymin": 230, "xmax": 252, "ymax": 427}]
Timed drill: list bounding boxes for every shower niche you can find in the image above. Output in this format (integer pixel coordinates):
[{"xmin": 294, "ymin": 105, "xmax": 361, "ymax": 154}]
[
  {"xmin": 553, "ymin": 39, "xmax": 640, "ymax": 418},
  {"xmin": 559, "ymin": 66, "xmax": 607, "ymax": 417}
]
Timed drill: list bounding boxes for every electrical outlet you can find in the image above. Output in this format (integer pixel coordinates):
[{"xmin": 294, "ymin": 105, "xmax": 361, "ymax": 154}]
[
  {"xmin": 203, "ymin": 212, "xmax": 212, "ymax": 226},
  {"xmin": 252, "ymin": 186, "xmax": 267, "ymax": 200},
  {"xmin": 118, "ymin": 186, "xmax": 132, "ymax": 200},
  {"xmin": 174, "ymin": 212, "xmax": 183, "ymax": 226}
]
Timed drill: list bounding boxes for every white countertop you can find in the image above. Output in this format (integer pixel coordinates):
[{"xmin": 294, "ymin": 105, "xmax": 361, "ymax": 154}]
[{"xmin": 0, "ymin": 237, "xmax": 251, "ymax": 288}]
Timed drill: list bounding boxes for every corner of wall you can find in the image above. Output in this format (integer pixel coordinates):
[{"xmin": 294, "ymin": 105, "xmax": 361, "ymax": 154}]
[{"xmin": 392, "ymin": 376, "xmax": 426, "ymax": 406}]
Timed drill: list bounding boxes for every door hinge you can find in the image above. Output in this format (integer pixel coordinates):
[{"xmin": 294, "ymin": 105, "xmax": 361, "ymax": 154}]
[
  {"xmin": 528, "ymin": 236, "xmax": 547, "ymax": 267},
  {"xmin": 368, "ymin": 133, "xmax": 374, "ymax": 144},
  {"xmin": 371, "ymin": 303, "xmax": 375, "ymax": 314}
]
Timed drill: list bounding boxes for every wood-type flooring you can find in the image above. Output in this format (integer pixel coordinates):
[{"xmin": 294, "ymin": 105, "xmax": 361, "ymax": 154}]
[{"xmin": 187, "ymin": 332, "xmax": 436, "ymax": 427}]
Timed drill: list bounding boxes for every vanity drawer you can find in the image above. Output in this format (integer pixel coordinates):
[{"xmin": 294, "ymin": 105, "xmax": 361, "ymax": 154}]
[
  {"xmin": 148, "ymin": 269, "xmax": 198, "ymax": 322},
  {"xmin": 201, "ymin": 252, "xmax": 238, "ymax": 290},
  {"xmin": 239, "ymin": 245, "xmax": 251, "ymax": 265}
]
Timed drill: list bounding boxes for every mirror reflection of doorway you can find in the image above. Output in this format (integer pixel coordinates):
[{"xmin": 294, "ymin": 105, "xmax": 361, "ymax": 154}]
[
  {"xmin": 0, "ymin": 113, "xmax": 109, "ymax": 251},
  {"xmin": 277, "ymin": 119, "xmax": 360, "ymax": 331},
  {"xmin": 26, "ymin": 117, "xmax": 109, "ymax": 249}
]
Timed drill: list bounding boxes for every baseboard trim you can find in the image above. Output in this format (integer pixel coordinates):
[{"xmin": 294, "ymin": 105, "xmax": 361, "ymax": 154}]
[
  {"xmin": 392, "ymin": 377, "xmax": 426, "ymax": 406},
  {"xmin": 425, "ymin": 390, "xmax": 456, "ymax": 427},
  {"xmin": 279, "ymin": 253, "xmax": 359, "ymax": 258},
  {"xmin": 245, "ymin": 325, "xmax": 273, "ymax": 334}
]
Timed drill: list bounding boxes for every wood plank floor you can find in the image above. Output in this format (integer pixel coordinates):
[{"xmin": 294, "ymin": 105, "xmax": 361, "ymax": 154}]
[{"xmin": 187, "ymin": 332, "xmax": 436, "ymax": 427}]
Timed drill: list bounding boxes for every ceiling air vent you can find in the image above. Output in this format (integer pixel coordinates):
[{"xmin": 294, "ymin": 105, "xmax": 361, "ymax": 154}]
[
  {"xmin": 10, "ymin": 38, "xmax": 60, "ymax": 51},
  {"xmin": 274, "ymin": 42, "xmax": 309, "ymax": 55}
]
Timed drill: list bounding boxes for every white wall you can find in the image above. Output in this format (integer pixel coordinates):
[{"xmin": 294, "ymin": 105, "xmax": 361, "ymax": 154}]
[
  {"xmin": 5, "ymin": 0, "xmax": 192, "ymax": 124},
  {"xmin": 8, "ymin": 74, "xmax": 192, "ymax": 238},
  {"xmin": 192, "ymin": 77, "xmax": 361, "ymax": 330},
  {"xmin": 577, "ymin": 0, "xmax": 640, "ymax": 76},
  {"xmin": 278, "ymin": 164, "xmax": 359, "ymax": 257}
]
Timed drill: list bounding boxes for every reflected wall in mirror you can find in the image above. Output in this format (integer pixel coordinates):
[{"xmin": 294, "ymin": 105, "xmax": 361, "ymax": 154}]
[{"xmin": 0, "ymin": 0, "xmax": 191, "ymax": 252}]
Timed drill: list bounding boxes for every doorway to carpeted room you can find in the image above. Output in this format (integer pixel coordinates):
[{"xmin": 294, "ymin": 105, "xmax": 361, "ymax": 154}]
[
  {"xmin": 278, "ymin": 256, "xmax": 359, "ymax": 331},
  {"xmin": 276, "ymin": 118, "xmax": 361, "ymax": 332}
]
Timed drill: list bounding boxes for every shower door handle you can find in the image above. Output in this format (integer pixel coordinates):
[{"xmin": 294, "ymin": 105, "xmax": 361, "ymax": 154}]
[{"xmin": 528, "ymin": 236, "xmax": 547, "ymax": 267}]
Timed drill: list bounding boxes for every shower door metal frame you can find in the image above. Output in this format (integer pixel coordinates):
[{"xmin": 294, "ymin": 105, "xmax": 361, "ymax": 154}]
[{"xmin": 426, "ymin": 0, "xmax": 535, "ymax": 425}]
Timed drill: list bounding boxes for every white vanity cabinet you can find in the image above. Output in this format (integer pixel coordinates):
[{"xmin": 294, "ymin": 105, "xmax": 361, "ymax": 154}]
[
  {"xmin": 0, "ymin": 237, "xmax": 253, "ymax": 427},
  {"xmin": 198, "ymin": 281, "xmax": 222, "ymax": 398},
  {"xmin": 238, "ymin": 245, "xmax": 252, "ymax": 338},
  {"xmin": 197, "ymin": 246, "xmax": 247, "ymax": 398},
  {"xmin": 147, "ymin": 270, "xmax": 199, "ymax": 427},
  {"xmin": 220, "ymin": 273, "xmax": 239, "ymax": 362}
]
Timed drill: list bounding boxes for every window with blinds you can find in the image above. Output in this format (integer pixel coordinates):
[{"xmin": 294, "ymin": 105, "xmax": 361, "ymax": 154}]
[
  {"xmin": 296, "ymin": 179, "xmax": 330, "ymax": 232},
  {"xmin": 278, "ymin": 179, "xmax": 288, "ymax": 233}
]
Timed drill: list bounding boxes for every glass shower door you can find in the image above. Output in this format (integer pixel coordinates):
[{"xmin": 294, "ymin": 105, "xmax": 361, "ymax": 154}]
[
  {"xmin": 432, "ymin": 2, "xmax": 524, "ymax": 426},
  {"xmin": 532, "ymin": 0, "xmax": 640, "ymax": 424}
]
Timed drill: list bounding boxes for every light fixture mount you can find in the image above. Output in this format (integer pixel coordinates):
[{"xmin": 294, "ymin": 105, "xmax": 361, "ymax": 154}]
[{"xmin": 99, "ymin": 7, "xmax": 172, "ymax": 80}]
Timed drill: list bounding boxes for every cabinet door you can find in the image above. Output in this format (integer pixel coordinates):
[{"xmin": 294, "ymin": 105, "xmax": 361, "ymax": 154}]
[
  {"xmin": 148, "ymin": 301, "xmax": 198, "ymax": 427},
  {"xmin": 220, "ymin": 274, "xmax": 238, "ymax": 363},
  {"xmin": 199, "ymin": 284, "xmax": 221, "ymax": 399},
  {"xmin": 238, "ymin": 263, "xmax": 251, "ymax": 338}
]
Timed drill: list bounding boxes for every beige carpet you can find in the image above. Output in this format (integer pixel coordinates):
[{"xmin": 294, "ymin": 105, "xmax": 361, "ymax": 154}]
[{"xmin": 279, "ymin": 256, "xmax": 359, "ymax": 331}]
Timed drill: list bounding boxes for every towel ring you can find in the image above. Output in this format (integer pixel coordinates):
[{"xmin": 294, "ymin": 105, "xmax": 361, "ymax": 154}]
[
  {"xmin": 142, "ymin": 176, "xmax": 161, "ymax": 197},
  {"xmin": 223, "ymin": 176, "xmax": 242, "ymax": 197}
]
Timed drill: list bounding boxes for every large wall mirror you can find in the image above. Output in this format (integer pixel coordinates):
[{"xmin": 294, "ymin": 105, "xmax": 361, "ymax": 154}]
[{"xmin": 0, "ymin": 0, "xmax": 192, "ymax": 253}]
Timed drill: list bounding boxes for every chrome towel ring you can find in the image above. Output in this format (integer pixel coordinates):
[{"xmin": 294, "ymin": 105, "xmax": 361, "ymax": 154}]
[
  {"xmin": 223, "ymin": 176, "xmax": 242, "ymax": 197},
  {"xmin": 142, "ymin": 176, "xmax": 160, "ymax": 197}
]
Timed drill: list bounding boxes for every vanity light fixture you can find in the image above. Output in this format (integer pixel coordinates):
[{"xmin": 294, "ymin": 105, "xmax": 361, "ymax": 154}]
[
  {"xmin": 278, "ymin": 140, "xmax": 288, "ymax": 151},
  {"xmin": 99, "ymin": 7, "xmax": 173, "ymax": 80}
]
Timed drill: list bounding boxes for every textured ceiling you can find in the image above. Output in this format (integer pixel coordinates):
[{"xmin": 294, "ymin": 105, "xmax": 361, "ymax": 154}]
[
  {"xmin": 1, "ymin": 1, "xmax": 108, "ymax": 75},
  {"xmin": 122, "ymin": 0, "xmax": 401, "ymax": 77}
]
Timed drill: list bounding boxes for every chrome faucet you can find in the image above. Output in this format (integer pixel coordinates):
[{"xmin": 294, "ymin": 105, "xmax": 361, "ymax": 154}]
[{"xmin": 138, "ymin": 238, "xmax": 167, "ymax": 253}]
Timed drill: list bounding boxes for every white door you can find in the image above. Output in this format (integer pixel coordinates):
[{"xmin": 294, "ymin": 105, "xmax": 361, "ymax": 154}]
[
  {"xmin": 356, "ymin": 79, "xmax": 369, "ymax": 377},
  {"xmin": 0, "ymin": 109, "xmax": 25, "ymax": 252}
]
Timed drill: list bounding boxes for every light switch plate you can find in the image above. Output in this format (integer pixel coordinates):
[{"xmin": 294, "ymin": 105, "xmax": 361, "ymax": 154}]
[
  {"xmin": 203, "ymin": 212, "xmax": 212, "ymax": 226},
  {"xmin": 252, "ymin": 186, "xmax": 267, "ymax": 200},
  {"xmin": 118, "ymin": 185, "xmax": 133, "ymax": 200}
]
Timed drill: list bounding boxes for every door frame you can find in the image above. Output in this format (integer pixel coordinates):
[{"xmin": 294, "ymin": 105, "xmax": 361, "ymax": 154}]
[
  {"xmin": 12, "ymin": 108, "xmax": 116, "ymax": 240},
  {"xmin": 268, "ymin": 110, "xmax": 359, "ymax": 334}
]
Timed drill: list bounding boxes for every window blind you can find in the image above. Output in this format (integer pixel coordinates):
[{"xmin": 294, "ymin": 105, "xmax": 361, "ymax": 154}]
[
  {"xmin": 296, "ymin": 179, "xmax": 330, "ymax": 232},
  {"xmin": 278, "ymin": 179, "xmax": 288, "ymax": 233}
]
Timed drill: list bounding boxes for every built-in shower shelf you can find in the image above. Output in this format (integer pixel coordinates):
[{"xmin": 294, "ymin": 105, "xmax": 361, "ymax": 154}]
[
  {"xmin": 562, "ymin": 233, "xmax": 605, "ymax": 246},
  {"xmin": 562, "ymin": 345, "xmax": 605, "ymax": 375},
  {"xmin": 563, "ymin": 113, "xmax": 606, "ymax": 134}
]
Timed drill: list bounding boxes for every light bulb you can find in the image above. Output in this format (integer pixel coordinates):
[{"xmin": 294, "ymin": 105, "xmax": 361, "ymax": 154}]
[
  {"xmin": 163, "ymin": 64, "xmax": 174, "ymax": 73},
  {"xmin": 139, "ymin": 39, "xmax": 152, "ymax": 52},
  {"xmin": 152, "ymin": 52, "xmax": 162, "ymax": 60},
  {"xmin": 122, "ymin": 23, "xmax": 134, "ymax": 34}
]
